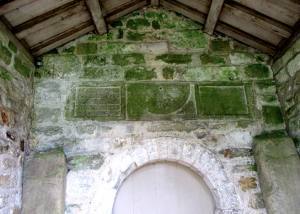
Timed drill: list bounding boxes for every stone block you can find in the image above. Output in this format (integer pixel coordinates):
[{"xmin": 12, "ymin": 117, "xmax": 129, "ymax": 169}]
[
  {"xmin": 83, "ymin": 55, "xmax": 107, "ymax": 67},
  {"xmin": 287, "ymin": 53, "xmax": 300, "ymax": 77},
  {"xmin": 66, "ymin": 84, "xmax": 125, "ymax": 121},
  {"xmin": 196, "ymin": 86, "xmax": 249, "ymax": 117},
  {"xmin": 0, "ymin": 44, "xmax": 12, "ymax": 65},
  {"xmin": 8, "ymin": 41, "xmax": 17, "ymax": 53},
  {"xmin": 82, "ymin": 66, "xmax": 124, "ymax": 80},
  {"xmin": 155, "ymin": 53, "xmax": 192, "ymax": 64},
  {"xmin": 22, "ymin": 149, "xmax": 67, "ymax": 214},
  {"xmin": 262, "ymin": 105, "xmax": 284, "ymax": 125},
  {"xmin": 254, "ymin": 135, "xmax": 300, "ymax": 214},
  {"xmin": 112, "ymin": 53, "xmax": 145, "ymax": 65},
  {"xmin": 125, "ymin": 66, "xmax": 156, "ymax": 80},
  {"xmin": 210, "ymin": 39, "xmax": 230, "ymax": 52},
  {"xmin": 0, "ymin": 66, "xmax": 11, "ymax": 80},
  {"xmin": 244, "ymin": 64, "xmax": 270, "ymax": 78},
  {"xmin": 127, "ymin": 83, "xmax": 192, "ymax": 120},
  {"xmin": 76, "ymin": 43, "xmax": 97, "ymax": 55},
  {"xmin": 14, "ymin": 57, "xmax": 32, "ymax": 78}
]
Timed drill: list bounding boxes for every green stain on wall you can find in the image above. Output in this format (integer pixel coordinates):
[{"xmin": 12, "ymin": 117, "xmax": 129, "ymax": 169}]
[
  {"xmin": 0, "ymin": 43, "xmax": 12, "ymax": 65},
  {"xmin": 14, "ymin": 57, "xmax": 32, "ymax": 77},
  {"xmin": 196, "ymin": 86, "xmax": 249, "ymax": 116},
  {"xmin": 127, "ymin": 83, "xmax": 190, "ymax": 119},
  {"xmin": 170, "ymin": 30, "xmax": 207, "ymax": 49},
  {"xmin": 83, "ymin": 55, "xmax": 107, "ymax": 67},
  {"xmin": 0, "ymin": 66, "xmax": 11, "ymax": 80},
  {"xmin": 76, "ymin": 43, "xmax": 97, "ymax": 54},
  {"xmin": 245, "ymin": 64, "xmax": 270, "ymax": 78},
  {"xmin": 127, "ymin": 31, "xmax": 145, "ymax": 41},
  {"xmin": 152, "ymin": 20, "xmax": 161, "ymax": 30},
  {"xmin": 8, "ymin": 41, "xmax": 17, "ymax": 53},
  {"xmin": 125, "ymin": 66, "xmax": 156, "ymax": 80},
  {"xmin": 156, "ymin": 54, "xmax": 192, "ymax": 64},
  {"xmin": 112, "ymin": 53, "xmax": 145, "ymax": 65},
  {"xmin": 200, "ymin": 53, "xmax": 226, "ymax": 65},
  {"xmin": 126, "ymin": 18, "xmax": 151, "ymax": 30},
  {"xmin": 210, "ymin": 39, "xmax": 230, "ymax": 52},
  {"xmin": 162, "ymin": 67, "xmax": 175, "ymax": 79},
  {"xmin": 262, "ymin": 106, "xmax": 284, "ymax": 124}
]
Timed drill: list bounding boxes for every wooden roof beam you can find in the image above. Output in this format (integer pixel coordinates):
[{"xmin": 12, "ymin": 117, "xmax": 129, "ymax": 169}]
[
  {"xmin": 204, "ymin": 0, "xmax": 225, "ymax": 35},
  {"xmin": 151, "ymin": 0, "xmax": 159, "ymax": 6},
  {"xmin": 85, "ymin": 0, "xmax": 107, "ymax": 34},
  {"xmin": 0, "ymin": 0, "xmax": 37, "ymax": 15},
  {"xmin": 274, "ymin": 20, "xmax": 300, "ymax": 61}
]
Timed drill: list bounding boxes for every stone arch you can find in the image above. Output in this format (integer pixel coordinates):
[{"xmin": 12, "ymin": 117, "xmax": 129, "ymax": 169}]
[{"xmin": 87, "ymin": 137, "xmax": 241, "ymax": 214}]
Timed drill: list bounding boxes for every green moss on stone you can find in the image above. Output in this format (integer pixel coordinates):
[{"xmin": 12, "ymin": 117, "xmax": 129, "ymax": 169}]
[
  {"xmin": 126, "ymin": 18, "xmax": 150, "ymax": 30},
  {"xmin": 196, "ymin": 86, "xmax": 249, "ymax": 116},
  {"xmin": 68, "ymin": 154, "xmax": 104, "ymax": 170},
  {"xmin": 98, "ymin": 42, "xmax": 125, "ymax": 54},
  {"xmin": 127, "ymin": 31, "xmax": 145, "ymax": 41},
  {"xmin": 245, "ymin": 64, "xmax": 270, "ymax": 78},
  {"xmin": 210, "ymin": 39, "xmax": 230, "ymax": 52},
  {"xmin": 156, "ymin": 54, "xmax": 192, "ymax": 64},
  {"xmin": 170, "ymin": 30, "xmax": 207, "ymax": 49},
  {"xmin": 76, "ymin": 43, "xmax": 97, "ymax": 54},
  {"xmin": 14, "ymin": 57, "xmax": 32, "ymax": 77},
  {"xmin": 0, "ymin": 66, "xmax": 11, "ymax": 80},
  {"xmin": 0, "ymin": 43, "xmax": 12, "ymax": 65},
  {"xmin": 127, "ymin": 83, "xmax": 190, "ymax": 119},
  {"xmin": 262, "ymin": 105, "xmax": 284, "ymax": 125},
  {"xmin": 152, "ymin": 20, "xmax": 160, "ymax": 29},
  {"xmin": 145, "ymin": 11, "xmax": 165, "ymax": 20},
  {"xmin": 112, "ymin": 53, "xmax": 145, "ymax": 66},
  {"xmin": 162, "ymin": 67, "xmax": 175, "ymax": 79},
  {"xmin": 83, "ymin": 55, "xmax": 107, "ymax": 66},
  {"xmin": 82, "ymin": 67, "xmax": 123, "ymax": 80},
  {"xmin": 254, "ymin": 130, "xmax": 287, "ymax": 140},
  {"xmin": 125, "ymin": 66, "xmax": 156, "ymax": 80},
  {"xmin": 110, "ymin": 20, "xmax": 123, "ymax": 28},
  {"xmin": 61, "ymin": 46, "xmax": 75, "ymax": 54},
  {"xmin": 200, "ymin": 53, "xmax": 225, "ymax": 65},
  {"xmin": 8, "ymin": 41, "xmax": 17, "ymax": 53}
]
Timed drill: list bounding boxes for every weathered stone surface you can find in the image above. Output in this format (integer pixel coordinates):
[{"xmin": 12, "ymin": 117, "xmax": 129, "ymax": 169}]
[
  {"xmin": 254, "ymin": 135, "xmax": 300, "ymax": 214},
  {"xmin": 22, "ymin": 149, "xmax": 67, "ymax": 214},
  {"xmin": 127, "ymin": 83, "xmax": 191, "ymax": 119},
  {"xmin": 196, "ymin": 86, "xmax": 249, "ymax": 116}
]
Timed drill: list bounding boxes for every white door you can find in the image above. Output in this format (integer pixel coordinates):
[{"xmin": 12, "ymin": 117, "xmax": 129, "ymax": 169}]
[{"xmin": 113, "ymin": 162, "xmax": 215, "ymax": 214}]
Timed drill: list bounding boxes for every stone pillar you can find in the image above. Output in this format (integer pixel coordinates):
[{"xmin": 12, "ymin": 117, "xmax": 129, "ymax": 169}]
[
  {"xmin": 254, "ymin": 134, "xmax": 300, "ymax": 214},
  {"xmin": 22, "ymin": 149, "xmax": 67, "ymax": 214}
]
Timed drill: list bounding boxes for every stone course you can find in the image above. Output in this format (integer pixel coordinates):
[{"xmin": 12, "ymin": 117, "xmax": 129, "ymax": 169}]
[
  {"xmin": 272, "ymin": 39, "xmax": 300, "ymax": 153},
  {"xmin": 31, "ymin": 8, "xmax": 288, "ymax": 214}
]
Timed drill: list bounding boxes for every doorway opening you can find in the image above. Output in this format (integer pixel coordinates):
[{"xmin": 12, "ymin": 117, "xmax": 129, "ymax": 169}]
[{"xmin": 113, "ymin": 161, "xmax": 215, "ymax": 214}]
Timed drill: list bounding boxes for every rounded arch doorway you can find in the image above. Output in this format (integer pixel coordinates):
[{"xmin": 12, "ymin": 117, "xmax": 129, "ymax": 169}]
[{"xmin": 113, "ymin": 161, "xmax": 215, "ymax": 214}]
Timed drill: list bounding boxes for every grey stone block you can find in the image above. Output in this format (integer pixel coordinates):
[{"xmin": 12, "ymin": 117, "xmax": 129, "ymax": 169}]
[
  {"xmin": 254, "ymin": 135, "xmax": 300, "ymax": 214},
  {"xmin": 22, "ymin": 149, "xmax": 67, "ymax": 214}
]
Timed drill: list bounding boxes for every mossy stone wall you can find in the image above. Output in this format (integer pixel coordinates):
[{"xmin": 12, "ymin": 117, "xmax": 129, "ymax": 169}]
[
  {"xmin": 0, "ymin": 22, "xmax": 35, "ymax": 214},
  {"xmin": 35, "ymin": 8, "xmax": 282, "ymax": 127},
  {"xmin": 32, "ymin": 8, "xmax": 286, "ymax": 213},
  {"xmin": 272, "ymin": 39, "xmax": 300, "ymax": 153}
]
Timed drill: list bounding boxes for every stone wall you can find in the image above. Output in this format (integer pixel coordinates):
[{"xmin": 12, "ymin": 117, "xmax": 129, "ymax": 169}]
[
  {"xmin": 0, "ymin": 21, "xmax": 35, "ymax": 213},
  {"xmin": 32, "ymin": 8, "xmax": 286, "ymax": 213},
  {"xmin": 272, "ymin": 39, "xmax": 300, "ymax": 153}
]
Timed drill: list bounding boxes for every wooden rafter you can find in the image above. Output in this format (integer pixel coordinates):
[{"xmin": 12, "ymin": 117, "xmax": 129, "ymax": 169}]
[
  {"xmin": 204, "ymin": 0, "xmax": 225, "ymax": 35},
  {"xmin": 0, "ymin": 0, "xmax": 36, "ymax": 15},
  {"xmin": 274, "ymin": 20, "xmax": 300, "ymax": 60},
  {"xmin": 151, "ymin": 0, "xmax": 159, "ymax": 6},
  {"xmin": 85, "ymin": 0, "xmax": 107, "ymax": 34}
]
